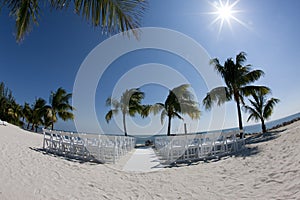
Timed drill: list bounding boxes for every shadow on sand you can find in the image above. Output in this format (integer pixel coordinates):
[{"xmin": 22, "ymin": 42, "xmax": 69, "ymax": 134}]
[
  {"xmin": 165, "ymin": 129, "xmax": 286, "ymax": 168},
  {"xmin": 164, "ymin": 145, "xmax": 261, "ymax": 168},
  {"xmin": 245, "ymin": 129, "xmax": 285, "ymax": 145},
  {"xmin": 29, "ymin": 147, "xmax": 103, "ymax": 165},
  {"xmin": 30, "ymin": 129, "xmax": 285, "ymax": 168}
]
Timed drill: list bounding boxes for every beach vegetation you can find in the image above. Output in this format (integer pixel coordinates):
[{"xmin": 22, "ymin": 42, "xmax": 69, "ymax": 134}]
[
  {"xmin": 0, "ymin": 82, "xmax": 23, "ymax": 125},
  {"xmin": 1, "ymin": 0, "xmax": 148, "ymax": 42},
  {"xmin": 105, "ymin": 88, "xmax": 146, "ymax": 136},
  {"xmin": 203, "ymin": 52, "xmax": 269, "ymax": 138},
  {"xmin": 46, "ymin": 87, "xmax": 74, "ymax": 130},
  {"xmin": 149, "ymin": 84, "xmax": 200, "ymax": 136},
  {"xmin": 244, "ymin": 89, "xmax": 280, "ymax": 133},
  {"xmin": 30, "ymin": 98, "xmax": 48, "ymax": 132}
]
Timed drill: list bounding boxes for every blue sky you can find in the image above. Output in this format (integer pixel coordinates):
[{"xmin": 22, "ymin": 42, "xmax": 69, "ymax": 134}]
[{"xmin": 1, "ymin": 0, "xmax": 300, "ymax": 135}]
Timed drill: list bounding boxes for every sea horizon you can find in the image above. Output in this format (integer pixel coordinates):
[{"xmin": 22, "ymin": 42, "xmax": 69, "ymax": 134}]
[
  {"xmin": 29, "ymin": 111, "xmax": 300, "ymax": 146},
  {"xmin": 133, "ymin": 112, "xmax": 300, "ymax": 145}
]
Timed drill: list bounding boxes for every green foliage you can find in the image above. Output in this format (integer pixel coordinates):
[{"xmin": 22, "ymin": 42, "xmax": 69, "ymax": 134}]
[
  {"xmin": 2, "ymin": 0, "xmax": 148, "ymax": 42},
  {"xmin": 105, "ymin": 88, "xmax": 146, "ymax": 136},
  {"xmin": 31, "ymin": 98, "xmax": 47, "ymax": 131},
  {"xmin": 150, "ymin": 84, "xmax": 200, "ymax": 136},
  {"xmin": 47, "ymin": 87, "xmax": 74, "ymax": 130},
  {"xmin": 0, "ymin": 82, "xmax": 22, "ymax": 125},
  {"xmin": 203, "ymin": 52, "xmax": 268, "ymax": 137},
  {"xmin": 0, "ymin": 82, "xmax": 74, "ymax": 131},
  {"xmin": 244, "ymin": 89, "xmax": 280, "ymax": 133}
]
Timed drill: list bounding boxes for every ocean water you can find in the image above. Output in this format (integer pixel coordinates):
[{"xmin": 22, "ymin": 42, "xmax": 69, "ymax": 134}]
[{"xmin": 134, "ymin": 112, "xmax": 300, "ymax": 145}]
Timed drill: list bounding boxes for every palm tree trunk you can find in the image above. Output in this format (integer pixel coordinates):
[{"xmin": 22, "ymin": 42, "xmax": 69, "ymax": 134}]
[
  {"xmin": 27, "ymin": 123, "xmax": 30, "ymax": 130},
  {"xmin": 261, "ymin": 118, "xmax": 267, "ymax": 134},
  {"xmin": 123, "ymin": 113, "xmax": 127, "ymax": 136},
  {"xmin": 235, "ymin": 98, "xmax": 244, "ymax": 139},
  {"xmin": 167, "ymin": 115, "xmax": 171, "ymax": 136},
  {"xmin": 51, "ymin": 122, "xmax": 54, "ymax": 130}
]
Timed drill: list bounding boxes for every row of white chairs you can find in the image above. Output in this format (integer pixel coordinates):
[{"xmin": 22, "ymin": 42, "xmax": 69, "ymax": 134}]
[
  {"xmin": 154, "ymin": 131, "xmax": 245, "ymax": 164},
  {"xmin": 42, "ymin": 129, "xmax": 136, "ymax": 163},
  {"xmin": 0, "ymin": 119, "xmax": 8, "ymax": 126}
]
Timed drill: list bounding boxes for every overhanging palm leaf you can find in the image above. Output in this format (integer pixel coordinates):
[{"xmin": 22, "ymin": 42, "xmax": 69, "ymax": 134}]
[{"xmin": 3, "ymin": 0, "xmax": 148, "ymax": 42}]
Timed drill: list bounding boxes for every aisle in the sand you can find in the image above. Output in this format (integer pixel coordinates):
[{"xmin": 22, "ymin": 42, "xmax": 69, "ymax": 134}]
[{"xmin": 122, "ymin": 147, "xmax": 162, "ymax": 172}]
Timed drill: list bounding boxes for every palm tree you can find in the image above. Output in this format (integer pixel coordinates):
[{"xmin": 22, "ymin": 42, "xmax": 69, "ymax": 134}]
[
  {"xmin": 31, "ymin": 98, "xmax": 47, "ymax": 132},
  {"xmin": 2, "ymin": 0, "xmax": 148, "ymax": 42},
  {"xmin": 47, "ymin": 87, "xmax": 74, "ymax": 130},
  {"xmin": 244, "ymin": 89, "xmax": 279, "ymax": 134},
  {"xmin": 105, "ymin": 88, "xmax": 145, "ymax": 136},
  {"xmin": 203, "ymin": 52, "xmax": 269, "ymax": 138},
  {"xmin": 22, "ymin": 102, "xmax": 33, "ymax": 129},
  {"xmin": 0, "ymin": 82, "xmax": 15, "ymax": 122},
  {"xmin": 150, "ymin": 84, "xmax": 200, "ymax": 136},
  {"xmin": 7, "ymin": 101, "xmax": 23, "ymax": 126}
]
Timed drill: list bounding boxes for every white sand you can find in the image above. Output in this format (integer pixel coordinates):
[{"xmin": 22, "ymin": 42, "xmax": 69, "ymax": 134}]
[
  {"xmin": 122, "ymin": 147, "xmax": 162, "ymax": 172},
  {"xmin": 0, "ymin": 122, "xmax": 299, "ymax": 199}
]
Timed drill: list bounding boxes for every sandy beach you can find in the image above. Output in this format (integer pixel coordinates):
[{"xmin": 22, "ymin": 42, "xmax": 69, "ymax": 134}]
[{"xmin": 0, "ymin": 122, "xmax": 299, "ymax": 200}]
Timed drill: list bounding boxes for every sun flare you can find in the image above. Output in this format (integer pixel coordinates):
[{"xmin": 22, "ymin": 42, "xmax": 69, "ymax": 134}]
[
  {"xmin": 209, "ymin": 0, "xmax": 247, "ymax": 36},
  {"xmin": 217, "ymin": 3, "xmax": 233, "ymax": 21}
]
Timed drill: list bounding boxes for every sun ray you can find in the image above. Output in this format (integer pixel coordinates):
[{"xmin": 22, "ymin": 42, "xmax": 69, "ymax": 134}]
[{"xmin": 207, "ymin": 0, "xmax": 249, "ymax": 36}]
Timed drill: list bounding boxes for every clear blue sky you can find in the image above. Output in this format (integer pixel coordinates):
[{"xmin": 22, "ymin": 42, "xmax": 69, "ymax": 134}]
[{"xmin": 1, "ymin": 0, "xmax": 300, "ymax": 135}]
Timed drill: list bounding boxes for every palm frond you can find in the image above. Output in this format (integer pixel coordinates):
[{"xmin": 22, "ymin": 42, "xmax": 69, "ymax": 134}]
[
  {"xmin": 235, "ymin": 51, "xmax": 247, "ymax": 66},
  {"xmin": 160, "ymin": 109, "xmax": 167, "ymax": 125},
  {"xmin": 72, "ymin": 0, "xmax": 147, "ymax": 38},
  {"xmin": 263, "ymin": 98, "xmax": 280, "ymax": 119},
  {"xmin": 106, "ymin": 97, "xmax": 120, "ymax": 108},
  {"xmin": 140, "ymin": 104, "xmax": 151, "ymax": 118},
  {"xmin": 202, "ymin": 86, "xmax": 230, "ymax": 110},
  {"xmin": 58, "ymin": 111, "xmax": 74, "ymax": 120},
  {"xmin": 105, "ymin": 110, "xmax": 113, "ymax": 123},
  {"xmin": 173, "ymin": 112, "xmax": 183, "ymax": 120},
  {"xmin": 149, "ymin": 103, "xmax": 164, "ymax": 115},
  {"xmin": 3, "ymin": 0, "xmax": 40, "ymax": 42},
  {"xmin": 240, "ymin": 85, "xmax": 270, "ymax": 97},
  {"xmin": 179, "ymin": 100, "xmax": 200, "ymax": 119},
  {"xmin": 242, "ymin": 69, "xmax": 265, "ymax": 84},
  {"xmin": 5, "ymin": 0, "xmax": 148, "ymax": 42}
]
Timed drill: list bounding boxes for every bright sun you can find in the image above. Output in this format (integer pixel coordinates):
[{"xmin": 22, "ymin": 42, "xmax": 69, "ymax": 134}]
[
  {"xmin": 209, "ymin": 0, "xmax": 247, "ymax": 36},
  {"xmin": 217, "ymin": 3, "xmax": 233, "ymax": 21}
]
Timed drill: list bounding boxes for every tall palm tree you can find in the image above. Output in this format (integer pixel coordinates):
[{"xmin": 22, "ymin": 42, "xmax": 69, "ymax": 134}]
[
  {"xmin": 150, "ymin": 84, "xmax": 200, "ymax": 136},
  {"xmin": 203, "ymin": 52, "xmax": 269, "ymax": 138},
  {"xmin": 22, "ymin": 102, "xmax": 33, "ymax": 129},
  {"xmin": 105, "ymin": 88, "xmax": 145, "ymax": 136},
  {"xmin": 2, "ymin": 0, "xmax": 148, "ymax": 42},
  {"xmin": 47, "ymin": 87, "xmax": 74, "ymax": 130},
  {"xmin": 244, "ymin": 89, "xmax": 279, "ymax": 134},
  {"xmin": 31, "ymin": 98, "xmax": 47, "ymax": 132}
]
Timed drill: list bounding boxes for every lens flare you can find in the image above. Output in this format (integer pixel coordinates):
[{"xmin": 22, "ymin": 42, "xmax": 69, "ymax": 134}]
[{"xmin": 209, "ymin": 0, "xmax": 248, "ymax": 37}]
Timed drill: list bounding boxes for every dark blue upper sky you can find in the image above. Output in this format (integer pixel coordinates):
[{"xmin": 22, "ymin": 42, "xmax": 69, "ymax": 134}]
[{"xmin": 1, "ymin": 0, "xmax": 300, "ymax": 134}]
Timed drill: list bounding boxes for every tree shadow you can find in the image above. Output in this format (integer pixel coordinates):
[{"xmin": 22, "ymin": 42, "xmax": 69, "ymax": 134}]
[
  {"xmin": 234, "ymin": 146, "xmax": 260, "ymax": 158},
  {"xmin": 245, "ymin": 129, "xmax": 285, "ymax": 145},
  {"xmin": 29, "ymin": 147, "xmax": 103, "ymax": 165},
  {"xmin": 159, "ymin": 145, "xmax": 261, "ymax": 168},
  {"xmin": 163, "ymin": 129, "xmax": 287, "ymax": 168}
]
